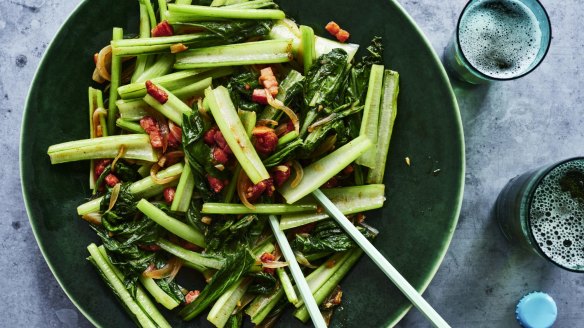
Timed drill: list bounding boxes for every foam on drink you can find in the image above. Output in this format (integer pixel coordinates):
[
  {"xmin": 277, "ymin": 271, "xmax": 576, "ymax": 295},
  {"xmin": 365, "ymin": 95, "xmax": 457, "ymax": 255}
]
[
  {"xmin": 530, "ymin": 160, "xmax": 584, "ymax": 269},
  {"xmin": 459, "ymin": 0, "xmax": 542, "ymax": 79}
]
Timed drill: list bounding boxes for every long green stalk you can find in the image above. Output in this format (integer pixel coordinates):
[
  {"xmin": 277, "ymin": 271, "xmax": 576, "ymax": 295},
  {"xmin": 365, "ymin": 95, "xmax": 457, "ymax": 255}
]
[
  {"xmin": 166, "ymin": 4, "xmax": 285, "ymax": 22},
  {"xmin": 158, "ymin": 0, "xmax": 168, "ymax": 21},
  {"xmin": 77, "ymin": 163, "xmax": 184, "ymax": 215},
  {"xmin": 139, "ymin": 276, "xmax": 180, "ymax": 310},
  {"xmin": 300, "ymin": 25, "xmax": 315, "ymax": 75},
  {"xmin": 223, "ymin": 110, "xmax": 256, "ymax": 203},
  {"xmin": 48, "ymin": 134, "xmax": 158, "ymax": 164},
  {"xmin": 119, "ymin": 68, "xmax": 219, "ymax": 99},
  {"xmin": 176, "ymin": 0, "xmax": 193, "ymax": 4},
  {"xmin": 277, "ymin": 267, "xmax": 298, "ymax": 305},
  {"xmin": 246, "ymin": 288, "xmax": 285, "ymax": 324},
  {"xmin": 175, "ymin": 40, "xmax": 293, "ymax": 69},
  {"xmin": 96, "ymin": 246, "xmax": 171, "ymax": 328},
  {"xmin": 366, "ymin": 70, "xmax": 399, "ymax": 184},
  {"xmin": 132, "ymin": 0, "xmax": 154, "ymax": 83},
  {"xmin": 89, "ymin": 88, "xmax": 106, "ymax": 191},
  {"xmin": 134, "ymin": 54, "xmax": 175, "ymax": 83},
  {"xmin": 279, "ymin": 136, "xmax": 372, "ymax": 204},
  {"xmin": 116, "ymin": 119, "xmax": 146, "ymax": 134},
  {"xmin": 156, "ymin": 239, "xmax": 224, "ymax": 270},
  {"xmin": 356, "ymin": 64, "xmax": 384, "ymax": 168},
  {"xmin": 279, "ymin": 184, "xmax": 386, "ymax": 230},
  {"xmin": 144, "ymin": 0, "xmax": 156, "ymax": 29},
  {"xmin": 276, "ymin": 131, "xmax": 298, "ymax": 147},
  {"xmin": 87, "ymin": 244, "xmax": 158, "ymax": 328},
  {"xmin": 207, "ymin": 278, "xmax": 252, "ymax": 328},
  {"xmin": 143, "ymin": 83, "xmax": 193, "ymax": 126},
  {"xmin": 170, "ymin": 161, "xmax": 195, "ymax": 212},
  {"xmin": 205, "ymin": 86, "xmax": 269, "ymax": 184},
  {"xmin": 112, "ymin": 33, "xmax": 223, "ymax": 56},
  {"xmin": 201, "ymin": 203, "xmax": 316, "ymax": 215},
  {"xmin": 137, "ymin": 199, "xmax": 206, "ymax": 247},
  {"xmin": 294, "ymin": 249, "xmax": 363, "ymax": 322},
  {"xmin": 108, "ymin": 27, "xmax": 124, "ymax": 134}
]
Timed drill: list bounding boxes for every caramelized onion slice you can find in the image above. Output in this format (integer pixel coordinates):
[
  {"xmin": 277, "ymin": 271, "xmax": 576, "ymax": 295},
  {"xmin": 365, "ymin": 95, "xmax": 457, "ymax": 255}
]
[
  {"xmin": 290, "ymin": 160, "xmax": 304, "ymax": 188},
  {"xmin": 265, "ymin": 90, "xmax": 299, "ymax": 135},
  {"xmin": 237, "ymin": 171, "xmax": 256, "ymax": 210}
]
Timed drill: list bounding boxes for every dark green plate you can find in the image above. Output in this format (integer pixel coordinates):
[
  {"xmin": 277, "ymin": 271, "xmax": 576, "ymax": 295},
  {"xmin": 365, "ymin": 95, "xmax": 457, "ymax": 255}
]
[{"xmin": 21, "ymin": 0, "xmax": 463, "ymax": 327}]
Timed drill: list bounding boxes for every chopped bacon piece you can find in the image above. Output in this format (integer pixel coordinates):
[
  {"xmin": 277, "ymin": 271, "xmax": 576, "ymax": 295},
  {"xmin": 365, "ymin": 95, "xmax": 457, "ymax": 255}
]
[
  {"xmin": 167, "ymin": 130, "xmax": 181, "ymax": 148},
  {"xmin": 203, "ymin": 126, "xmax": 219, "ymax": 146},
  {"xmin": 336, "ymin": 29, "xmax": 350, "ymax": 43},
  {"xmin": 245, "ymin": 179, "xmax": 274, "ymax": 202},
  {"xmin": 163, "ymin": 187, "xmax": 176, "ymax": 204},
  {"xmin": 212, "ymin": 147, "xmax": 230, "ymax": 165},
  {"xmin": 140, "ymin": 116, "xmax": 164, "ymax": 149},
  {"xmin": 151, "ymin": 20, "xmax": 174, "ymax": 37},
  {"xmin": 342, "ymin": 165, "xmax": 354, "ymax": 175},
  {"xmin": 259, "ymin": 67, "xmax": 278, "ymax": 96},
  {"xmin": 170, "ymin": 43, "xmax": 188, "ymax": 54},
  {"xmin": 260, "ymin": 252, "xmax": 276, "ymax": 263},
  {"xmin": 271, "ymin": 163, "xmax": 291, "ymax": 187},
  {"xmin": 105, "ymin": 174, "xmax": 120, "ymax": 187},
  {"xmin": 145, "ymin": 80, "xmax": 168, "ymax": 104},
  {"xmin": 185, "ymin": 290, "xmax": 200, "ymax": 304},
  {"xmin": 325, "ymin": 21, "xmax": 341, "ymax": 36},
  {"xmin": 213, "ymin": 131, "xmax": 228, "ymax": 150},
  {"xmin": 252, "ymin": 126, "xmax": 278, "ymax": 156},
  {"xmin": 94, "ymin": 159, "xmax": 112, "ymax": 178},
  {"xmin": 207, "ymin": 175, "xmax": 226, "ymax": 193},
  {"xmin": 292, "ymin": 222, "xmax": 317, "ymax": 235},
  {"xmin": 252, "ymin": 89, "xmax": 268, "ymax": 105}
]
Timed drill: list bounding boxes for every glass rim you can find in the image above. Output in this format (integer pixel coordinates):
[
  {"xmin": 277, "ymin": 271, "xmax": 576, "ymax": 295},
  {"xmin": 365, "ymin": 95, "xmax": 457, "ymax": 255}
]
[
  {"xmin": 526, "ymin": 157, "xmax": 584, "ymax": 273},
  {"xmin": 455, "ymin": 0, "xmax": 553, "ymax": 81}
]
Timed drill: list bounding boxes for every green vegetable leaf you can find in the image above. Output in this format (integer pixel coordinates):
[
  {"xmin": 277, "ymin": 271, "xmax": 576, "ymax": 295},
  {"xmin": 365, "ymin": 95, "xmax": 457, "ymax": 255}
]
[
  {"xmin": 291, "ymin": 220, "xmax": 375, "ymax": 255},
  {"xmin": 248, "ymin": 271, "xmax": 278, "ymax": 295}
]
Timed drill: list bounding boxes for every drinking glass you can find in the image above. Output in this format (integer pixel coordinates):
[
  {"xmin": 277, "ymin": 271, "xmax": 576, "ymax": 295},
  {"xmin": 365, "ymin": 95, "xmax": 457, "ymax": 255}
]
[
  {"xmin": 444, "ymin": 0, "xmax": 552, "ymax": 84},
  {"xmin": 496, "ymin": 157, "xmax": 584, "ymax": 272}
]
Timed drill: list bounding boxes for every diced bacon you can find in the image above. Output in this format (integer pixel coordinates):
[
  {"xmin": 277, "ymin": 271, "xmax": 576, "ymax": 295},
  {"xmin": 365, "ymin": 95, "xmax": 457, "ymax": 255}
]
[
  {"xmin": 252, "ymin": 126, "xmax": 278, "ymax": 155},
  {"xmin": 163, "ymin": 187, "xmax": 176, "ymax": 204},
  {"xmin": 212, "ymin": 147, "xmax": 230, "ymax": 165},
  {"xmin": 207, "ymin": 175, "xmax": 226, "ymax": 193},
  {"xmin": 145, "ymin": 80, "xmax": 168, "ymax": 104},
  {"xmin": 336, "ymin": 29, "xmax": 350, "ymax": 43},
  {"xmin": 105, "ymin": 174, "xmax": 120, "ymax": 187},
  {"xmin": 260, "ymin": 252, "xmax": 276, "ymax": 263},
  {"xmin": 325, "ymin": 21, "xmax": 341, "ymax": 36},
  {"xmin": 271, "ymin": 163, "xmax": 291, "ymax": 187},
  {"xmin": 259, "ymin": 67, "xmax": 278, "ymax": 96},
  {"xmin": 245, "ymin": 179, "xmax": 274, "ymax": 202},
  {"xmin": 203, "ymin": 126, "xmax": 219, "ymax": 146},
  {"xmin": 213, "ymin": 131, "xmax": 228, "ymax": 150},
  {"xmin": 140, "ymin": 116, "xmax": 164, "ymax": 149},
  {"xmin": 94, "ymin": 159, "xmax": 112, "ymax": 178},
  {"xmin": 252, "ymin": 89, "xmax": 268, "ymax": 105},
  {"xmin": 151, "ymin": 20, "xmax": 174, "ymax": 37},
  {"xmin": 185, "ymin": 290, "xmax": 200, "ymax": 304}
]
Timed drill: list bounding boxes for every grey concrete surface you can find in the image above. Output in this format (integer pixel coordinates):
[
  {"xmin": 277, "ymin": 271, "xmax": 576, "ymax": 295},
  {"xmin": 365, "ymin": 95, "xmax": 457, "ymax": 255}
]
[{"xmin": 1, "ymin": 0, "xmax": 582, "ymax": 327}]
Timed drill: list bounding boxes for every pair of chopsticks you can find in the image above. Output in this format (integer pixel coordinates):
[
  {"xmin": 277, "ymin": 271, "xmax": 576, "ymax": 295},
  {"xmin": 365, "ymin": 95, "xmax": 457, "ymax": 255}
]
[{"xmin": 268, "ymin": 190, "xmax": 450, "ymax": 328}]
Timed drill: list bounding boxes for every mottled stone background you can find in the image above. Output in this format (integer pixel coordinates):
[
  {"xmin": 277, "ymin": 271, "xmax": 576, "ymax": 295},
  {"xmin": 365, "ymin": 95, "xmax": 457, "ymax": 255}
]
[{"xmin": 2, "ymin": 0, "xmax": 582, "ymax": 327}]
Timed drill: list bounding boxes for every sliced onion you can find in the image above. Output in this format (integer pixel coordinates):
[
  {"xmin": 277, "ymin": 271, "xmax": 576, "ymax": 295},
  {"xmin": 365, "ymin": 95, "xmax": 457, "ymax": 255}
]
[
  {"xmin": 143, "ymin": 257, "xmax": 183, "ymax": 279},
  {"xmin": 108, "ymin": 183, "xmax": 122, "ymax": 211},
  {"xmin": 169, "ymin": 121, "xmax": 182, "ymax": 143},
  {"xmin": 92, "ymin": 107, "xmax": 107, "ymax": 137},
  {"xmin": 265, "ymin": 90, "xmax": 299, "ymax": 134},
  {"xmin": 262, "ymin": 261, "xmax": 289, "ymax": 269},
  {"xmin": 252, "ymin": 125, "xmax": 275, "ymax": 135},
  {"xmin": 81, "ymin": 212, "xmax": 102, "ymax": 225},
  {"xmin": 294, "ymin": 251, "xmax": 318, "ymax": 269},
  {"xmin": 159, "ymin": 118, "xmax": 170, "ymax": 153},
  {"xmin": 96, "ymin": 45, "xmax": 112, "ymax": 81},
  {"xmin": 290, "ymin": 160, "xmax": 303, "ymax": 188},
  {"xmin": 111, "ymin": 145, "xmax": 127, "ymax": 173},
  {"xmin": 92, "ymin": 68, "xmax": 106, "ymax": 83},
  {"xmin": 237, "ymin": 171, "xmax": 256, "ymax": 210},
  {"xmin": 257, "ymin": 119, "xmax": 278, "ymax": 127},
  {"xmin": 158, "ymin": 150, "xmax": 185, "ymax": 167},
  {"xmin": 150, "ymin": 163, "xmax": 179, "ymax": 185}
]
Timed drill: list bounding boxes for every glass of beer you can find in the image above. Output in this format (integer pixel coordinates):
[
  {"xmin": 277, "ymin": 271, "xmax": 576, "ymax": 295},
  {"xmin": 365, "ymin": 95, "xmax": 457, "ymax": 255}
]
[
  {"xmin": 496, "ymin": 158, "xmax": 584, "ymax": 272},
  {"xmin": 444, "ymin": 0, "xmax": 552, "ymax": 84}
]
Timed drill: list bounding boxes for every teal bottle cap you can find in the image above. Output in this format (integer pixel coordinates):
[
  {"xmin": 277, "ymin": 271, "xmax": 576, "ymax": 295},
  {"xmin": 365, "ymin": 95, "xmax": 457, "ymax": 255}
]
[{"xmin": 516, "ymin": 292, "xmax": 557, "ymax": 328}]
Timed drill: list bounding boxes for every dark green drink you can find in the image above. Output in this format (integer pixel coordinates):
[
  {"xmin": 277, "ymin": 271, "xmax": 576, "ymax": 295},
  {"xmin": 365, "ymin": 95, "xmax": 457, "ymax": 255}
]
[{"xmin": 496, "ymin": 158, "xmax": 584, "ymax": 272}]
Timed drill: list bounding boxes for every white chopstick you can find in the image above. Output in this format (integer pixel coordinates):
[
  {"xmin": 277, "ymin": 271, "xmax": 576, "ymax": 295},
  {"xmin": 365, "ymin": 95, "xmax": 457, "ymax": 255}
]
[
  {"xmin": 267, "ymin": 215, "xmax": 327, "ymax": 328},
  {"xmin": 312, "ymin": 189, "xmax": 451, "ymax": 328}
]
